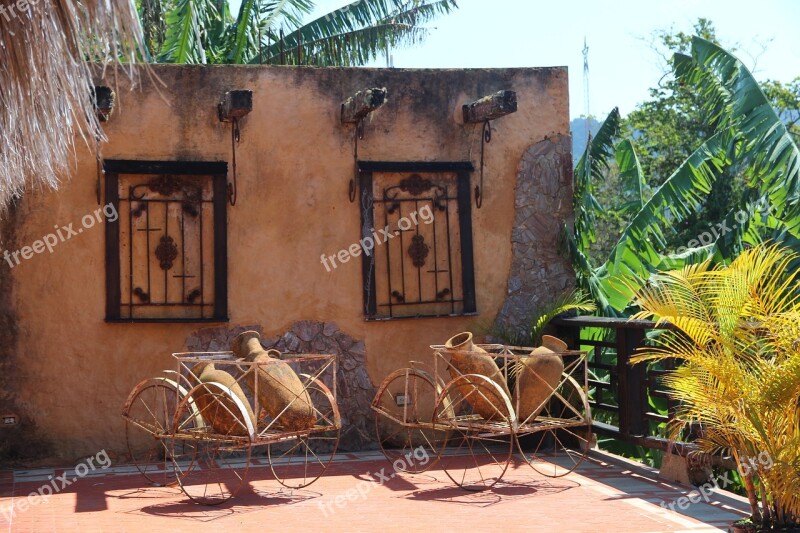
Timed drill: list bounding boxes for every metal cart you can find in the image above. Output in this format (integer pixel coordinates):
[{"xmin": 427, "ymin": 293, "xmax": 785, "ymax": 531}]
[
  {"xmin": 372, "ymin": 344, "xmax": 592, "ymax": 490},
  {"xmin": 122, "ymin": 351, "xmax": 340, "ymax": 504}
]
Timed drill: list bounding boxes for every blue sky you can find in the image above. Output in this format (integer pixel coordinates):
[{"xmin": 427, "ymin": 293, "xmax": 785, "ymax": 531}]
[{"xmin": 231, "ymin": 0, "xmax": 800, "ymax": 119}]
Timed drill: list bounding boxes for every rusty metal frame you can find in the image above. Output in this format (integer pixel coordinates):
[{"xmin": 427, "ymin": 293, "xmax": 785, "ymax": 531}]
[
  {"xmin": 171, "ymin": 351, "xmax": 339, "ymax": 445},
  {"xmin": 123, "ymin": 349, "xmax": 341, "ymax": 503},
  {"xmin": 372, "ymin": 343, "xmax": 592, "ymax": 488}
]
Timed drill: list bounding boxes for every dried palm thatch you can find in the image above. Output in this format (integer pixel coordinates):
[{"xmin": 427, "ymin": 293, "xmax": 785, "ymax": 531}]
[{"xmin": 0, "ymin": 0, "xmax": 144, "ymax": 209}]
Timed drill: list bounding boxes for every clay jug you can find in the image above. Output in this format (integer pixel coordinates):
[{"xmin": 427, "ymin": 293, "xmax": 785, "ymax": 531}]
[
  {"xmin": 515, "ymin": 335, "xmax": 566, "ymax": 422},
  {"xmin": 190, "ymin": 362, "xmax": 256, "ymax": 437},
  {"xmin": 232, "ymin": 331, "xmax": 316, "ymax": 431},
  {"xmin": 444, "ymin": 332, "xmax": 511, "ymax": 420}
]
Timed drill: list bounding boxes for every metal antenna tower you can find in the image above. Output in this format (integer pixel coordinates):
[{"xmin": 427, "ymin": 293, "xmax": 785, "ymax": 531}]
[{"xmin": 583, "ymin": 37, "xmax": 591, "ymax": 148}]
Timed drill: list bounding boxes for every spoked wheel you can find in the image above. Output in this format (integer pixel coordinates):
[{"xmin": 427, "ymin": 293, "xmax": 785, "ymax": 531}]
[
  {"xmin": 172, "ymin": 382, "xmax": 255, "ymax": 505},
  {"xmin": 122, "ymin": 373, "xmax": 200, "ymax": 487},
  {"xmin": 268, "ymin": 375, "xmax": 341, "ymax": 489},
  {"xmin": 433, "ymin": 374, "xmax": 515, "ymax": 491},
  {"xmin": 517, "ymin": 374, "xmax": 592, "ymax": 478},
  {"xmin": 372, "ymin": 368, "xmax": 448, "ymax": 474}
]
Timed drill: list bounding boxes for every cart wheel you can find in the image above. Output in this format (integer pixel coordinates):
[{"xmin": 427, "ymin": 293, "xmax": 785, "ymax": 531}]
[
  {"xmin": 172, "ymin": 382, "xmax": 254, "ymax": 505},
  {"xmin": 517, "ymin": 374, "xmax": 592, "ymax": 478},
  {"xmin": 373, "ymin": 368, "xmax": 448, "ymax": 474},
  {"xmin": 433, "ymin": 374, "xmax": 515, "ymax": 491},
  {"xmin": 122, "ymin": 374, "xmax": 200, "ymax": 487},
  {"xmin": 268, "ymin": 375, "xmax": 341, "ymax": 489}
]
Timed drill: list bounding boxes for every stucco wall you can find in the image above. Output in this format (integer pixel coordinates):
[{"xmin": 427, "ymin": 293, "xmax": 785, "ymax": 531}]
[{"xmin": 0, "ymin": 65, "xmax": 572, "ymax": 461}]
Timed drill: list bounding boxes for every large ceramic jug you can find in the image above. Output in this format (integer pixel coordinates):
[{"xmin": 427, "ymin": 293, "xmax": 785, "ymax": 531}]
[
  {"xmin": 232, "ymin": 331, "xmax": 316, "ymax": 431},
  {"xmin": 515, "ymin": 335, "xmax": 566, "ymax": 422},
  {"xmin": 444, "ymin": 332, "xmax": 512, "ymax": 420},
  {"xmin": 190, "ymin": 362, "xmax": 256, "ymax": 437}
]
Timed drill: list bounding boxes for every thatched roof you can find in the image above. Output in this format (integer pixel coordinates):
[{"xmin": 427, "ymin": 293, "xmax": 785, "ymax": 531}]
[{"xmin": 0, "ymin": 1, "xmax": 143, "ymax": 209}]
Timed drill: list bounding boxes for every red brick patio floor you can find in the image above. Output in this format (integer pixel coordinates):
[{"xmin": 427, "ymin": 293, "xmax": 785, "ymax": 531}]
[{"xmin": 0, "ymin": 449, "xmax": 750, "ymax": 532}]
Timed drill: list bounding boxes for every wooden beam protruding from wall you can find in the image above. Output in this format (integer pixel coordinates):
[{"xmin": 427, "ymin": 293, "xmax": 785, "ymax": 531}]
[
  {"xmin": 218, "ymin": 90, "xmax": 253, "ymax": 123},
  {"xmin": 93, "ymin": 85, "xmax": 116, "ymax": 122},
  {"xmin": 341, "ymin": 88, "xmax": 387, "ymax": 124},
  {"xmin": 462, "ymin": 90, "xmax": 517, "ymax": 123}
]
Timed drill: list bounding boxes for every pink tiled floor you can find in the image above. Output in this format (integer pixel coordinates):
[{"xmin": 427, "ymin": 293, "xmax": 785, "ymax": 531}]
[{"xmin": 0, "ymin": 450, "xmax": 749, "ymax": 532}]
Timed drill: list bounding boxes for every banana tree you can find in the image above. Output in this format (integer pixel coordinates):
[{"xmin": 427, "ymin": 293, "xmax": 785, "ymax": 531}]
[
  {"xmin": 567, "ymin": 37, "xmax": 800, "ymax": 314},
  {"xmin": 138, "ymin": 0, "xmax": 458, "ymax": 65}
]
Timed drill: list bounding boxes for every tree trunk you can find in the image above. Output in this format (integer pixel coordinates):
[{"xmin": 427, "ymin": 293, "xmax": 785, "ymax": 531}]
[{"xmin": 741, "ymin": 467, "xmax": 763, "ymax": 524}]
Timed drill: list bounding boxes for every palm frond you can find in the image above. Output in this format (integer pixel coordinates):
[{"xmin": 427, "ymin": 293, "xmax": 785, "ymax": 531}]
[
  {"xmin": 253, "ymin": 0, "xmax": 457, "ymax": 66},
  {"xmin": 0, "ymin": 0, "xmax": 145, "ymax": 209},
  {"xmin": 227, "ymin": 0, "xmax": 313, "ymax": 64},
  {"xmin": 258, "ymin": 22, "xmax": 429, "ymax": 66},
  {"xmin": 530, "ymin": 289, "xmax": 596, "ymax": 344},
  {"xmin": 158, "ymin": 0, "xmax": 219, "ymax": 63},
  {"xmin": 630, "ymin": 243, "xmax": 800, "ymax": 520}
]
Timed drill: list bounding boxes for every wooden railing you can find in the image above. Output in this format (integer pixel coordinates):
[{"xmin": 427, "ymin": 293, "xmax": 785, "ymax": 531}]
[
  {"xmin": 551, "ymin": 316, "xmax": 695, "ymax": 455},
  {"xmin": 552, "ymin": 316, "xmax": 739, "ymax": 471}
]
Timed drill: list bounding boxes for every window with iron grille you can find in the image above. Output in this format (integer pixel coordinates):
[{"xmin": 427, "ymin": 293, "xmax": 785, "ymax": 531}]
[
  {"xmin": 358, "ymin": 161, "xmax": 477, "ymax": 320},
  {"xmin": 104, "ymin": 160, "xmax": 228, "ymax": 322}
]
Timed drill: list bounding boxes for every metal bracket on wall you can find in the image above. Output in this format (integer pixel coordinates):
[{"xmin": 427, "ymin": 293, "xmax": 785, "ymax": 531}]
[
  {"xmin": 95, "ymin": 143, "xmax": 104, "ymax": 206},
  {"xmin": 462, "ymin": 90, "xmax": 518, "ymax": 209},
  {"xmin": 91, "ymin": 86, "xmax": 115, "ymax": 205},
  {"xmin": 340, "ymin": 88, "xmax": 388, "ymax": 203},
  {"xmin": 218, "ymin": 90, "xmax": 253, "ymax": 206},
  {"xmin": 350, "ymin": 119, "xmax": 365, "ymax": 202}
]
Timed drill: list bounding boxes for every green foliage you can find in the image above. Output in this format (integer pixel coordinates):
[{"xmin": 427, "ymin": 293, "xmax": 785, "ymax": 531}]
[
  {"xmin": 580, "ymin": 138, "xmax": 651, "ymax": 269},
  {"xmin": 623, "ymin": 20, "xmax": 747, "ymax": 251},
  {"xmin": 631, "ymin": 244, "xmax": 800, "ymax": 525},
  {"xmin": 573, "ymin": 108, "xmax": 621, "ymax": 254},
  {"xmin": 137, "ymin": 0, "xmax": 170, "ymax": 56},
  {"xmin": 138, "ymin": 0, "xmax": 458, "ymax": 65},
  {"xmin": 762, "ymin": 77, "xmax": 800, "ymax": 145},
  {"xmin": 488, "ymin": 289, "xmax": 596, "ymax": 347},
  {"xmin": 570, "ymin": 36, "xmax": 800, "ymax": 315},
  {"xmin": 253, "ymin": 0, "xmax": 457, "ymax": 66},
  {"xmin": 626, "ymin": 20, "xmax": 720, "ymax": 184},
  {"xmin": 568, "ymin": 24, "xmax": 800, "ymax": 491},
  {"xmin": 566, "ymin": 114, "xmax": 653, "ymax": 315},
  {"xmin": 529, "ymin": 289, "xmax": 596, "ymax": 345}
]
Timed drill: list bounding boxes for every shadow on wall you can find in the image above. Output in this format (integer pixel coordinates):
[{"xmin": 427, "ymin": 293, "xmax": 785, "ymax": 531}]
[
  {"xmin": 0, "ymin": 203, "xmax": 53, "ymax": 464},
  {"xmin": 185, "ymin": 321, "xmax": 377, "ymax": 451}
]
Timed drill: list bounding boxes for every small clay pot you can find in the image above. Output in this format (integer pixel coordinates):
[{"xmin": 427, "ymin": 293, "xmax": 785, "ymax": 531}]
[
  {"xmin": 232, "ymin": 331, "xmax": 316, "ymax": 431},
  {"xmin": 515, "ymin": 335, "xmax": 566, "ymax": 422},
  {"xmin": 445, "ymin": 332, "xmax": 511, "ymax": 420}
]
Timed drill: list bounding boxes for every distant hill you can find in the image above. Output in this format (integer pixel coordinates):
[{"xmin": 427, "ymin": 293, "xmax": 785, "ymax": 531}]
[
  {"xmin": 566, "ymin": 108, "xmax": 796, "ymax": 169},
  {"xmin": 570, "ymin": 116, "xmax": 603, "ymax": 165}
]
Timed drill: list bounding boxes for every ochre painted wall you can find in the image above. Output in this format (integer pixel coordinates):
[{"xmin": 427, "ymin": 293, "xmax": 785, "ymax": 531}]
[{"xmin": 1, "ymin": 65, "xmax": 570, "ymax": 460}]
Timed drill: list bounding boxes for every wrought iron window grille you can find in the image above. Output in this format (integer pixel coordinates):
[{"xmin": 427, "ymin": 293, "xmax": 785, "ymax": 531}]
[
  {"xmin": 104, "ymin": 160, "xmax": 228, "ymax": 323},
  {"xmin": 358, "ymin": 161, "xmax": 477, "ymax": 320}
]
